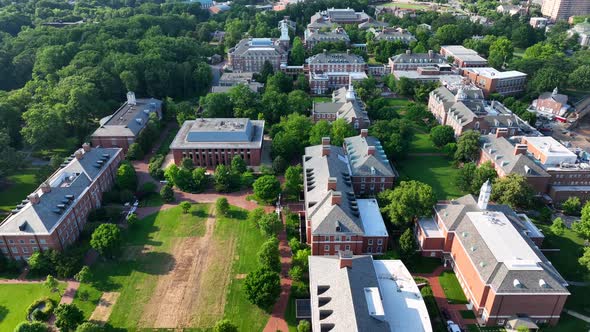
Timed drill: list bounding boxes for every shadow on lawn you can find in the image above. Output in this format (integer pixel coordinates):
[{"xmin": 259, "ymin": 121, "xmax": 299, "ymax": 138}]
[{"xmin": 0, "ymin": 305, "xmax": 8, "ymax": 323}]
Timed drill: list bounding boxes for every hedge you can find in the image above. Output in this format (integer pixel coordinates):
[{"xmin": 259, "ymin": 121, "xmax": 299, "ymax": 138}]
[{"xmin": 26, "ymin": 298, "xmax": 56, "ymax": 322}]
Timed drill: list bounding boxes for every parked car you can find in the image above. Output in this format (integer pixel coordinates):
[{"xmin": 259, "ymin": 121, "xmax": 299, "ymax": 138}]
[{"xmin": 447, "ymin": 320, "xmax": 461, "ymax": 332}]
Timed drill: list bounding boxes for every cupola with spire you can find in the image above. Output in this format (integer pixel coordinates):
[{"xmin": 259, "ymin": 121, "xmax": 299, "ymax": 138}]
[{"xmin": 345, "ymin": 76, "xmax": 356, "ymax": 102}]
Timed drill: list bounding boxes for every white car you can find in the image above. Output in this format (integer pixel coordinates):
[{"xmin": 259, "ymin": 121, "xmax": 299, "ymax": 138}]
[{"xmin": 447, "ymin": 320, "xmax": 461, "ymax": 332}]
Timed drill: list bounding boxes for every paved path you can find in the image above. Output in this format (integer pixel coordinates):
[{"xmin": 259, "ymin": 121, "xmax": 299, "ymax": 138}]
[
  {"xmin": 263, "ymin": 213, "xmax": 293, "ymax": 332},
  {"xmin": 415, "ymin": 266, "xmax": 477, "ymax": 328},
  {"xmin": 566, "ymin": 280, "xmax": 590, "ymax": 286},
  {"xmin": 564, "ymin": 309, "xmax": 590, "ymax": 323},
  {"xmin": 59, "ymin": 280, "xmax": 80, "ymax": 304}
]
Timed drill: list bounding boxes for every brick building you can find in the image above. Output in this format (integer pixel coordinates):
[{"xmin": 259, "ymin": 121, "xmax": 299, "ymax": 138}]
[
  {"xmin": 389, "ymin": 50, "xmax": 460, "ymax": 82},
  {"xmin": 304, "ymin": 27, "xmax": 350, "ymax": 49},
  {"xmin": 415, "ymin": 183, "xmax": 569, "ymax": 327},
  {"xmin": 440, "ymin": 45, "xmax": 488, "ymax": 68},
  {"xmin": 170, "ymin": 118, "xmax": 265, "ymax": 167},
  {"xmin": 307, "ymin": 8, "xmax": 372, "ymax": 29},
  {"xmin": 227, "ymin": 38, "xmax": 288, "ymax": 73},
  {"xmin": 343, "ymin": 130, "xmax": 397, "ymax": 195},
  {"xmin": 311, "ymin": 82, "xmax": 370, "ymax": 130},
  {"xmin": 90, "ymin": 92, "xmax": 162, "ymax": 153},
  {"xmin": 0, "ymin": 144, "xmax": 122, "ymax": 259},
  {"xmin": 428, "ymin": 84, "xmax": 534, "ymax": 137},
  {"xmin": 541, "ymin": 0, "xmax": 590, "ymax": 21},
  {"xmin": 369, "ymin": 27, "xmax": 416, "ymax": 43},
  {"xmin": 528, "ymin": 88, "xmax": 570, "ymax": 117},
  {"xmin": 302, "ymin": 138, "xmax": 389, "ymax": 255},
  {"xmin": 461, "ymin": 67, "xmax": 527, "ymax": 96},
  {"xmin": 306, "ymin": 51, "xmax": 367, "ymax": 94}
]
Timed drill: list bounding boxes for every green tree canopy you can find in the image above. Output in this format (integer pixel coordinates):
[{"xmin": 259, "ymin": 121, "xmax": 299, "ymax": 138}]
[
  {"xmin": 14, "ymin": 322, "xmax": 48, "ymax": 332},
  {"xmin": 491, "ymin": 174, "xmax": 533, "ymax": 209},
  {"xmin": 213, "ymin": 319, "xmax": 238, "ymax": 332},
  {"xmin": 243, "ymin": 267, "xmax": 281, "ymax": 308},
  {"xmin": 258, "ymin": 237, "xmax": 281, "ymax": 272},
  {"xmin": 258, "ymin": 213, "xmax": 283, "ymax": 237},
  {"xmin": 90, "ymin": 223, "xmax": 122, "ymax": 258},
  {"xmin": 216, "ymin": 197, "xmax": 229, "ymax": 216},
  {"xmin": 429, "ymin": 125, "xmax": 455, "ymax": 147},
  {"xmin": 379, "ymin": 181, "xmax": 436, "ymax": 227},
  {"xmin": 253, "ymin": 175, "xmax": 281, "ymax": 204},
  {"xmin": 454, "ymin": 130, "xmax": 480, "ymax": 162},
  {"xmin": 116, "ymin": 162, "xmax": 137, "ymax": 192},
  {"xmin": 54, "ymin": 304, "xmax": 84, "ymax": 332}
]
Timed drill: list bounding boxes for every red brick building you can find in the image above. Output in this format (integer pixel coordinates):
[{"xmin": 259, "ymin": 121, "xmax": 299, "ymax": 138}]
[
  {"xmin": 170, "ymin": 118, "xmax": 265, "ymax": 167},
  {"xmin": 461, "ymin": 67, "xmax": 527, "ymax": 97},
  {"xmin": 0, "ymin": 144, "xmax": 122, "ymax": 259},
  {"xmin": 302, "ymin": 138, "xmax": 389, "ymax": 255},
  {"xmin": 416, "ymin": 183, "xmax": 569, "ymax": 327},
  {"xmin": 529, "ymin": 88, "xmax": 570, "ymax": 118},
  {"xmin": 440, "ymin": 45, "xmax": 488, "ymax": 68},
  {"xmin": 90, "ymin": 92, "xmax": 162, "ymax": 153},
  {"xmin": 306, "ymin": 51, "xmax": 367, "ymax": 95},
  {"xmin": 311, "ymin": 83, "xmax": 370, "ymax": 130},
  {"xmin": 227, "ymin": 38, "xmax": 288, "ymax": 73},
  {"xmin": 343, "ymin": 130, "xmax": 397, "ymax": 195}
]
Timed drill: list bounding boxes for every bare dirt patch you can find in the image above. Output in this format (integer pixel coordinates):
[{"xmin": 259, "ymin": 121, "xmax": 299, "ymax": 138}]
[
  {"xmin": 138, "ymin": 209, "xmax": 236, "ymax": 329},
  {"xmin": 235, "ymin": 274, "xmax": 247, "ymax": 279},
  {"xmin": 89, "ymin": 292, "xmax": 120, "ymax": 325}
]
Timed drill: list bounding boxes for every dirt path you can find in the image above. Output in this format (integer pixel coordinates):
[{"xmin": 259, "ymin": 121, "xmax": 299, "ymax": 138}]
[
  {"xmin": 139, "ymin": 207, "xmax": 225, "ymax": 329},
  {"xmin": 89, "ymin": 292, "xmax": 120, "ymax": 325}
]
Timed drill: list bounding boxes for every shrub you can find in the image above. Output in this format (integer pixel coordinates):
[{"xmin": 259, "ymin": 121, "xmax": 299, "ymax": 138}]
[
  {"xmin": 550, "ymin": 217, "xmax": 566, "ymax": 236},
  {"xmin": 14, "ymin": 321, "xmax": 48, "ymax": 332},
  {"xmin": 216, "ymin": 197, "xmax": 230, "ymax": 216},
  {"xmin": 297, "ymin": 320, "xmax": 311, "ymax": 332},
  {"xmin": 289, "ymin": 266, "xmax": 303, "ymax": 281},
  {"xmin": 258, "ymin": 213, "xmax": 283, "ymax": 237},
  {"xmin": 119, "ymin": 189, "xmax": 134, "ymax": 204},
  {"xmin": 289, "ymin": 237, "xmax": 303, "ymax": 255},
  {"xmin": 160, "ymin": 184, "xmax": 174, "ymax": 202},
  {"xmin": 562, "ymin": 197, "xmax": 581, "ymax": 216},
  {"xmin": 141, "ymin": 182, "xmax": 157, "ymax": 194},
  {"xmin": 126, "ymin": 143, "xmax": 144, "ymax": 160},
  {"xmin": 213, "ymin": 319, "xmax": 238, "ymax": 332},
  {"xmin": 180, "ymin": 201, "xmax": 192, "ymax": 214},
  {"xmin": 26, "ymin": 298, "xmax": 56, "ymax": 322},
  {"xmin": 290, "ymin": 280, "xmax": 309, "ymax": 298},
  {"xmin": 148, "ymin": 154, "xmax": 166, "ymax": 179}
]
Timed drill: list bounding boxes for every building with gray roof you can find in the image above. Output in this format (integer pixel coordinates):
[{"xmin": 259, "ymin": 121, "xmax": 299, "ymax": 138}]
[
  {"xmin": 227, "ymin": 38, "xmax": 288, "ymax": 73},
  {"xmin": 170, "ymin": 118, "xmax": 265, "ymax": 167},
  {"xmin": 308, "ymin": 253, "xmax": 432, "ymax": 332},
  {"xmin": 415, "ymin": 183, "xmax": 569, "ymax": 326},
  {"xmin": 308, "ymin": 8, "xmax": 372, "ymax": 29},
  {"xmin": 304, "ymin": 27, "xmax": 350, "ymax": 49},
  {"xmin": 369, "ymin": 27, "xmax": 416, "ymax": 43},
  {"xmin": 311, "ymin": 82, "xmax": 370, "ymax": 130},
  {"xmin": 0, "ymin": 144, "xmax": 123, "ymax": 259},
  {"xmin": 302, "ymin": 138, "xmax": 388, "ymax": 255},
  {"xmin": 306, "ymin": 51, "xmax": 367, "ymax": 94},
  {"xmin": 90, "ymin": 92, "xmax": 162, "ymax": 153}
]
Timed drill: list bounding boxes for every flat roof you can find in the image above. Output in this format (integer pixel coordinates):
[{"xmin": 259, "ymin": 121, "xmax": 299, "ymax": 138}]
[
  {"xmin": 524, "ymin": 136, "xmax": 577, "ymax": 159},
  {"xmin": 464, "ymin": 67, "xmax": 526, "ymax": 79},
  {"xmin": 170, "ymin": 118, "xmax": 265, "ymax": 149},
  {"xmin": 373, "ymin": 260, "xmax": 432, "ymax": 332},
  {"xmin": 468, "ymin": 212, "xmax": 542, "ymax": 271},
  {"xmin": 418, "ymin": 217, "xmax": 443, "ymax": 237},
  {"xmin": 357, "ymin": 199, "xmax": 388, "ymax": 237}
]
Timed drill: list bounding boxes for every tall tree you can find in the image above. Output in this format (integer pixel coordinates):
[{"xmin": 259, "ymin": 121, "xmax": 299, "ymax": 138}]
[
  {"xmin": 90, "ymin": 223, "xmax": 122, "ymax": 258},
  {"xmin": 330, "ymin": 119, "xmax": 356, "ymax": 146},
  {"xmin": 491, "ymin": 174, "xmax": 533, "ymax": 209},
  {"xmin": 290, "ymin": 37, "xmax": 305, "ymax": 66},
  {"xmin": 454, "ymin": 130, "xmax": 480, "ymax": 163},
  {"xmin": 488, "ymin": 37, "xmax": 513, "ymax": 68},
  {"xmin": 379, "ymin": 181, "xmax": 436, "ymax": 227},
  {"xmin": 54, "ymin": 304, "xmax": 84, "ymax": 332}
]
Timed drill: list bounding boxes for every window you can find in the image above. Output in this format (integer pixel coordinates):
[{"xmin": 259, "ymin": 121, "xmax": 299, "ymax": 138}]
[
  {"xmin": 497, "ymin": 319, "xmax": 505, "ymax": 326},
  {"xmin": 345, "ymin": 245, "xmax": 350, "ymax": 251},
  {"xmin": 346, "ymin": 236, "xmax": 351, "ymax": 241},
  {"xmin": 29, "ymin": 239, "xmax": 36, "ymax": 244},
  {"xmin": 334, "ymin": 245, "xmax": 340, "ymax": 251},
  {"xmin": 19, "ymin": 240, "xmax": 24, "ymax": 244},
  {"xmin": 367, "ymin": 246, "xmax": 373, "ymax": 253},
  {"xmin": 11, "ymin": 247, "xmax": 17, "ymax": 254},
  {"xmin": 0, "ymin": 240, "xmax": 3, "ymax": 244},
  {"xmin": 8, "ymin": 240, "xmax": 14, "ymax": 244},
  {"xmin": 377, "ymin": 246, "xmax": 382, "ymax": 253},
  {"xmin": 33, "ymin": 247, "xmax": 39, "ymax": 252},
  {"xmin": 22, "ymin": 247, "xmax": 28, "ymax": 254},
  {"xmin": 381, "ymin": 178, "xmax": 385, "ymax": 183},
  {"xmin": 324, "ymin": 245, "xmax": 330, "ymax": 251},
  {"xmin": 368, "ymin": 239, "xmax": 373, "ymax": 245},
  {"xmin": 430, "ymin": 252, "xmax": 436, "ymax": 257},
  {"xmin": 377, "ymin": 239, "xmax": 383, "ymax": 245},
  {"xmin": 324, "ymin": 236, "xmax": 330, "ymax": 242}
]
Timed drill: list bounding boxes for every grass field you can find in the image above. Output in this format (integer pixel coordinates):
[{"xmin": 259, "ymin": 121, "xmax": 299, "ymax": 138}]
[
  {"xmin": 540, "ymin": 312, "xmax": 590, "ymax": 332},
  {"xmin": 438, "ymin": 271, "xmax": 469, "ymax": 305},
  {"xmin": 0, "ymin": 282, "xmax": 65, "ymax": 331},
  {"xmin": 312, "ymin": 96, "xmax": 332, "ymax": 103},
  {"xmin": 382, "ymin": 2, "xmax": 429, "ymax": 10},
  {"xmin": 0, "ymin": 169, "xmax": 40, "ymax": 213},
  {"xmin": 396, "ymin": 156, "xmax": 465, "ymax": 199},
  {"xmin": 383, "ymin": 98, "xmax": 412, "ymax": 107},
  {"xmin": 410, "ymin": 133, "xmax": 440, "ymax": 154},
  {"xmin": 155, "ymin": 126, "xmax": 179, "ymax": 156}
]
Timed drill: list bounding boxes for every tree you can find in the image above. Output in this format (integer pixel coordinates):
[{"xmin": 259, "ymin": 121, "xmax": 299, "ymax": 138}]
[
  {"xmin": 213, "ymin": 319, "xmax": 238, "ymax": 332},
  {"xmin": 14, "ymin": 322, "xmax": 48, "ymax": 332},
  {"xmin": 214, "ymin": 164, "xmax": 234, "ymax": 192},
  {"xmin": 126, "ymin": 213, "xmax": 138, "ymax": 227},
  {"xmin": 287, "ymin": 90, "xmax": 311, "ymax": 115},
  {"xmin": 181, "ymin": 158, "xmax": 194, "ymax": 171},
  {"xmin": 216, "ymin": 197, "xmax": 229, "ymax": 216},
  {"xmin": 562, "ymin": 197, "xmax": 581, "ymax": 216},
  {"xmin": 28, "ymin": 251, "xmax": 52, "ymax": 274},
  {"xmin": 116, "ymin": 162, "xmax": 137, "ymax": 192},
  {"xmin": 574, "ymin": 201, "xmax": 590, "ymax": 239},
  {"xmin": 284, "ymin": 165, "xmax": 303, "ymax": 199},
  {"xmin": 457, "ymin": 162, "xmax": 476, "ymax": 192},
  {"xmin": 272, "ymin": 156, "xmax": 287, "ymax": 174},
  {"xmin": 90, "ymin": 223, "xmax": 122, "ymax": 258},
  {"xmin": 230, "ymin": 155, "xmax": 247, "ymax": 174},
  {"xmin": 569, "ymin": 65, "xmax": 590, "ymax": 90},
  {"xmin": 126, "ymin": 143, "xmax": 144, "ymax": 160},
  {"xmin": 530, "ymin": 68, "xmax": 567, "ymax": 95},
  {"xmin": 258, "ymin": 213, "xmax": 283, "ymax": 237},
  {"xmin": 292, "ymin": 248, "xmax": 311, "ymax": 270},
  {"xmin": 579, "ymin": 247, "xmax": 590, "ymax": 272},
  {"xmin": 201, "ymin": 92, "xmax": 233, "ymax": 118},
  {"xmin": 243, "ymin": 267, "xmax": 281, "ymax": 308},
  {"xmin": 289, "ymin": 265, "xmax": 303, "ymax": 282},
  {"xmin": 290, "ymin": 37, "xmax": 305, "ymax": 66},
  {"xmin": 258, "ymin": 237, "xmax": 281, "ymax": 272},
  {"xmin": 180, "ymin": 201, "xmax": 191, "ymax": 214},
  {"xmin": 54, "ymin": 304, "xmax": 84, "ymax": 332},
  {"xmin": 44, "ymin": 275, "xmax": 59, "ymax": 294},
  {"xmin": 160, "ymin": 184, "xmax": 174, "ymax": 202},
  {"xmin": 491, "ymin": 174, "xmax": 533, "ymax": 209},
  {"xmin": 454, "ymin": 130, "xmax": 480, "ymax": 162},
  {"xmin": 309, "ymin": 120, "xmax": 332, "ymax": 145},
  {"xmin": 253, "ymin": 175, "xmax": 281, "ymax": 204},
  {"xmin": 330, "ymin": 119, "xmax": 356, "ymax": 146},
  {"xmin": 399, "ymin": 228, "xmax": 417, "ymax": 260},
  {"xmin": 266, "ymin": 72, "xmax": 293, "ymax": 94},
  {"xmin": 192, "ymin": 167, "xmax": 208, "ymax": 192},
  {"xmin": 429, "ymin": 125, "xmax": 455, "ymax": 147},
  {"xmin": 550, "ymin": 217, "xmax": 566, "ymax": 236},
  {"xmin": 471, "ymin": 162, "xmax": 497, "ymax": 194},
  {"xmin": 75, "ymin": 322, "xmax": 102, "ymax": 332},
  {"xmin": 297, "ymin": 320, "xmax": 311, "ymax": 332},
  {"xmin": 488, "ymin": 37, "xmax": 513, "ymax": 68},
  {"xmin": 379, "ymin": 181, "xmax": 436, "ymax": 227},
  {"xmin": 248, "ymin": 207, "xmax": 266, "ymax": 225},
  {"xmin": 74, "ymin": 266, "xmax": 92, "ymax": 283},
  {"xmin": 258, "ymin": 61, "xmax": 275, "ymax": 83}
]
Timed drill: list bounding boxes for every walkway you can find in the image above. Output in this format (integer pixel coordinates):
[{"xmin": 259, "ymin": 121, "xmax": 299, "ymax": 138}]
[
  {"xmin": 59, "ymin": 280, "xmax": 80, "ymax": 304},
  {"xmin": 564, "ymin": 309, "xmax": 590, "ymax": 323},
  {"xmin": 263, "ymin": 212, "xmax": 293, "ymax": 332},
  {"xmin": 415, "ymin": 266, "xmax": 477, "ymax": 328}
]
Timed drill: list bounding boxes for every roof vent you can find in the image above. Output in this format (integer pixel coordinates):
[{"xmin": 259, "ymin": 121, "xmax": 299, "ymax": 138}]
[
  {"xmin": 539, "ymin": 279, "xmax": 549, "ymax": 288},
  {"xmin": 513, "ymin": 279, "xmax": 523, "ymax": 288},
  {"xmin": 462, "ymin": 232, "xmax": 468, "ymax": 237},
  {"xmin": 18, "ymin": 220, "xmax": 27, "ymax": 231},
  {"xmin": 479, "ymin": 261, "xmax": 487, "ymax": 268}
]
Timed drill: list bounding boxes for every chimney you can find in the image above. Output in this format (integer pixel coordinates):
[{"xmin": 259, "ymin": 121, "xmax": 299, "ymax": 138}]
[
  {"xmin": 495, "ymin": 128, "xmax": 509, "ymax": 138},
  {"xmin": 346, "ymin": 49, "xmax": 351, "ymax": 55},
  {"xmin": 514, "ymin": 144, "xmax": 528, "ymax": 156},
  {"xmin": 328, "ymin": 177, "xmax": 337, "ymax": 191},
  {"xmin": 126, "ymin": 91, "xmax": 137, "ymax": 106},
  {"xmin": 323, "ymin": 49, "xmax": 327, "ymax": 55},
  {"xmin": 322, "ymin": 137, "xmax": 331, "ymax": 145},
  {"xmin": 40, "ymin": 182, "xmax": 51, "ymax": 194},
  {"xmin": 74, "ymin": 149, "xmax": 84, "ymax": 160},
  {"xmin": 405, "ymin": 49, "xmax": 411, "ymax": 55},
  {"xmin": 360, "ymin": 129, "xmax": 368, "ymax": 138},
  {"xmin": 82, "ymin": 143, "xmax": 91, "ymax": 152},
  {"xmin": 428, "ymin": 49, "xmax": 434, "ymax": 58},
  {"xmin": 368, "ymin": 146, "xmax": 376, "ymax": 156},
  {"xmin": 28, "ymin": 193, "xmax": 40, "ymax": 205},
  {"xmin": 339, "ymin": 250, "xmax": 353, "ymax": 269},
  {"xmin": 331, "ymin": 191, "xmax": 342, "ymax": 206}
]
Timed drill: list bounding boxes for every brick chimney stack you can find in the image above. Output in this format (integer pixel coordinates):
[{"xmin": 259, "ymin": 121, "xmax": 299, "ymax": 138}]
[
  {"xmin": 82, "ymin": 143, "xmax": 91, "ymax": 152},
  {"xmin": 360, "ymin": 129, "xmax": 368, "ymax": 138},
  {"xmin": 322, "ymin": 137, "xmax": 331, "ymax": 145},
  {"xmin": 40, "ymin": 182, "xmax": 51, "ymax": 194},
  {"xmin": 331, "ymin": 191, "xmax": 342, "ymax": 206},
  {"xmin": 495, "ymin": 128, "xmax": 509, "ymax": 138},
  {"xmin": 514, "ymin": 144, "xmax": 528, "ymax": 156},
  {"xmin": 322, "ymin": 137, "xmax": 331, "ymax": 156},
  {"xmin": 339, "ymin": 250, "xmax": 353, "ymax": 269},
  {"xmin": 368, "ymin": 146, "xmax": 376, "ymax": 156},
  {"xmin": 74, "ymin": 149, "xmax": 84, "ymax": 160},
  {"xmin": 328, "ymin": 177, "xmax": 337, "ymax": 191},
  {"xmin": 28, "ymin": 193, "xmax": 40, "ymax": 205}
]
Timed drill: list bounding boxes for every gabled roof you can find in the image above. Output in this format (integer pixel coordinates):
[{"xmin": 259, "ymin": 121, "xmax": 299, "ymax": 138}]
[
  {"xmin": 91, "ymin": 98, "xmax": 162, "ymax": 138},
  {"xmin": 480, "ymin": 135, "xmax": 550, "ymax": 178},
  {"xmin": 343, "ymin": 135, "xmax": 396, "ymax": 177}
]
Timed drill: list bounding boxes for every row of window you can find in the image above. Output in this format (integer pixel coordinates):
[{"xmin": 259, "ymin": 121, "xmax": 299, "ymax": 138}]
[
  {"xmin": 554, "ymin": 173, "xmax": 590, "ymax": 179},
  {"xmin": 2, "ymin": 246, "xmax": 49, "ymax": 255},
  {"xmin": 360, "ymin": 177, "xmax": 386, "ymax": 183},
  {"xmin": 0, "ymin": 239, "xmax": 47, "ymax": 245}
]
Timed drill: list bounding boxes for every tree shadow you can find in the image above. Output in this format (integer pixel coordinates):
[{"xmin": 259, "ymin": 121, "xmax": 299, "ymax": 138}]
[
  {"xmin": 0, "ymin": 305, "xmax": 8, "ymax": 323},
  {"xmin": 227, "ymin": 208, "xmax": 248, "ymax": 221},
  {"xmin": 136, "ymin": 252, "xmax": 176, "ymax": 276},
  {"xmin": 190, "ymin": 207, "xmax": 208, "ymax": 219}
]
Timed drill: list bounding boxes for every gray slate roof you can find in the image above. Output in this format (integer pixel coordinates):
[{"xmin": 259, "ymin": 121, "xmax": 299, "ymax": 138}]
[
  {"xmin": 229, "ymin": 38, "xmax": 287, "ymax": 57},
  {"xmin": 390, "ymin": 52, "xmax": 446, "ymax": 64},
  {"xmin": 434, "ymin": 195, "xmax": 568, "ymax": 294},
  {"xmin": 0, "ymin": 147, "xmax": 122, "ymax": 235},
  {"xmin": 480, "ymin": 135, "xmax": 550, "ymax": 178},
  {"xmin": 307, "ymin": 52, "xmax": 365, "ymax": 65},
  {"xmin": 308, "ymin": 255, "xmax": 390, "ymax": 332},
  {"xmin": 343, "ymin": 135, "xmax": 396, "ymax": 177},
  {"xmin": 305, "ymin": 29, "xmax": 350, "ymax": 43},
  {"xmin": 91, "ymin": 98, "xmax": 162, "ymax": 138}
]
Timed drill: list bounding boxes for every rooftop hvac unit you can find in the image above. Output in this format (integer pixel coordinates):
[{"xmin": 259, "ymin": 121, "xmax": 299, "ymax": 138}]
[{"xmin": 65, "ymin": 195, "xmax": 74, "ymax": 200}]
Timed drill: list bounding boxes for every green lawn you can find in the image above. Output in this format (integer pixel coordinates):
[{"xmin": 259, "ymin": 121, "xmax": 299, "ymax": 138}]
[
  {"xmin": 396, "ymin": 156, "xmax": 466, "ymax": 199},
  {"xmin": 139, "ymin": 192, "xmax": 164, "ymax": 207},
  {"xmin": 383, "ymin": 98, "xmax": 412, "ymax": 107},
  {"xmin": 0, "ymin": 169, "xmax": 41, "ymax": 213},
  {"xmin": 540, "ymin": 312, "xmax": 590, "ymax": 332},
  {"xmin": 0, "ymin": 282, "xmax": 66, "ymax": 331},
  {"xmin": 155, "ymin": 126, "xmax": 179, "ymax": 156},
  {"xmin": 460, "ymin": 310, "xmax": 476, "ymax": 319},
  {"xmin": 312, "ymin": 96, "xmax": 332, "ymax": 103},
  {"xmin": 410, "ymin": 133, "xmax": 440, "ymax": 154},
  {"xmin": 467, "ymin": 326, "xmax": 505, "ymax": 332},
  {"xmin": 438, "ymin": 271, "xmax": 469, "ymax": 304},
  {"xmin": 285, "ymin": 294, "xmax": 298, "ymax": 332},
  {"xmin": 378, "ymin": 249, "xmax": 441, "ymax": 274},
  {"xmin": 72, "ymin": 204, "xmax": 210, "ymax": 326},
  {"xmin": 382, "ymin": 2, "xmax": 429, "ymax": 9}
]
